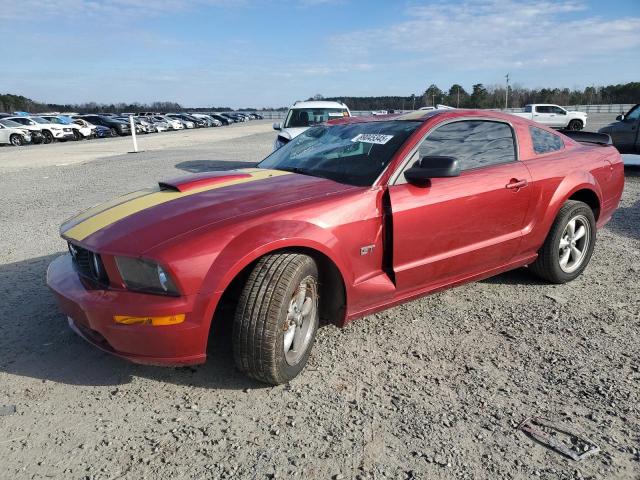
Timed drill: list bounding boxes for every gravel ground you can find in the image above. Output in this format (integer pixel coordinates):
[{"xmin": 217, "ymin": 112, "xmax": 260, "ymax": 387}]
[{"xmin": 0, "ymin": 124, "xmax": 639, "ymax": 480}]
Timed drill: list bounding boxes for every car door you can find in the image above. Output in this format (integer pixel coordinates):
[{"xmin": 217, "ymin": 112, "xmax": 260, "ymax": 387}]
[
  {"xmin": 533, "ymin": 106, "xmax": 554, "ymax": 126},
  {"xmin": 548, "ymin": 106, "xmax": 568, "ymax": 128},
  {"xmin": 388, "ymin": 119, "xmax": 531, "ymax": 293},
  {"xmin": 612, "ymin": 105, "xmax": 640, "ymax": 153}
]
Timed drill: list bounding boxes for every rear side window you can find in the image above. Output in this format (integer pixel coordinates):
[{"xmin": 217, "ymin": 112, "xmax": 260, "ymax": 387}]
[
  {"xmin": 418, "ymin": 120, "xmax": 517, "ymax": 171},
  {"xmin": 530, "ymin": 126, "xmax": 564, "ymax": 154}
]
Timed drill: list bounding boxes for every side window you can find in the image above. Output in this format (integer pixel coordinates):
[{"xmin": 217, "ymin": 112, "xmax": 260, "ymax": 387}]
[
  {"xmin": 536, "ymin": 106, "xmax": 550, "ymax": 114},
  {"xmin": 626, "ymin": 106, "xmax": 640, "ymax": 122},
  {"xmin": 524, "ymin": 105, "xmax": 532, "ymax": 113},
  {"xmin": 417, "ymin": 121, "xmax": 517, "ymax": 171},
  {"xmin": 550, "ymin": 106, "xmax": 565, "ymax": 115},
  {"xmin": 530, "ymin": 126, "xmax": 564, "ymax": 154}
]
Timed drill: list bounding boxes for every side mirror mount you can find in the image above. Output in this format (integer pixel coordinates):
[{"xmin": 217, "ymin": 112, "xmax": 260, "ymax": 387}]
[
  {"xmin": 616, "ymin": 114, "xmax": 624, "ymax": 121},
  {"xmin": 404, "ymin": 156, "xmax": 460, "ymax": 185},
  {"xmin": 273, "ymin": 122, "xmax": 282, "ymax": 131}
]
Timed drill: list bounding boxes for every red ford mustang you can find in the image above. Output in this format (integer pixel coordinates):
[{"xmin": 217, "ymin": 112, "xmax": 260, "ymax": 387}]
[{"xmin": 47, "ymin": 110, "xmax": 624, "ymax": 384}]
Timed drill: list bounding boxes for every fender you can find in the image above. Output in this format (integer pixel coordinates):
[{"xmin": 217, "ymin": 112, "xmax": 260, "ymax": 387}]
[
  {"xmin": 523, "ymin": 169, "xmax": 602, "ymax": 253},
  {"xmin": 197, "ymin": 219, "xmax": 353, "ymax": 320}
]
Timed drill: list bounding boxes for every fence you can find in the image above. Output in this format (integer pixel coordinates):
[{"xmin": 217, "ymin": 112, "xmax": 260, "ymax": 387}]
[{"xmin": 256, "ymin": 104, "xmax": 634, "ymax": 120}]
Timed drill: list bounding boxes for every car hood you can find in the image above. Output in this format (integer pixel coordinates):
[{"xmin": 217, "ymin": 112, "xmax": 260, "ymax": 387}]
[
  {"xmin": 278, "ymin": 127, "xmax": 309, "ymax": 141},
  {"xmin": 61, "ymin": 168, "xmax": 357, "ymax": 254}
]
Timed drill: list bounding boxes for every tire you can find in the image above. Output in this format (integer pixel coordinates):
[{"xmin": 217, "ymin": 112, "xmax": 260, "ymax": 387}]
[
  {"xmin": 567, "ymin": 119, "xmax": 583, "ymax": 131},
  {"xmin": 73, "ymin": 130, "xmax": 82, "ymax": 141},
  {"xmin": 233, "ymin": 253, "xmax": 319, "ymax": 385},
  {"xmin": 42, "ymin": 130, "xmax": 54, "ymax": 144},
  {"xmin": 9, "ymin": 134, "xmax": 24, "ymax": 146},
  {"xmin": 110, "ymin": 127, "xmax": 118, "ymax": 137},
  {"xmin": 529, "ymin": 200, "xmax": 596, "ymax": 284}
]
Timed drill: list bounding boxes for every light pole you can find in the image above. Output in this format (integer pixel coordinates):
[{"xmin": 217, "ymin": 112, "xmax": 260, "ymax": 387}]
[
  {"xmin": 456, "ymin": 86, "xmax": 460, "ymax": 108},
  {"xmin": 505, "ymin": 73, "xmax": 510, "ymax": 110}
]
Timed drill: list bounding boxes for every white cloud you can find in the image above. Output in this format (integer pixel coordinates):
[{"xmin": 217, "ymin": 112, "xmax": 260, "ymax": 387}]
[{"xmin": 330, "ymin": 0, "xmax": 640, "ymax": 70}]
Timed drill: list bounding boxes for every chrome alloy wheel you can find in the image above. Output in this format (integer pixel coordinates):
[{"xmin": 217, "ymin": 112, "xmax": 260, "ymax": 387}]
[
  {"xmin": 283, "ymin": 277, "xmax": 317, "ymax": 366},
  {"xmin": 558, "ymin": 214, "xmax": 590, "ymax": 273}
]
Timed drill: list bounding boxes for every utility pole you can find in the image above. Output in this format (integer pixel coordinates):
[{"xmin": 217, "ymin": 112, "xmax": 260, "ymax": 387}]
[
  {"xmin": 456, "ymin": 86, "xmax": 460, "ymax": 108},
  {"xmin": 432, "ymin": 93, "xmax": 435, "ymax": 107},
  {"xmin": 505, "ymin": 73, "xmax": 510, "ymax": 110},
  {"xmin": 412, "ymin": 94, "xmax": 416, "ymax": 110}
]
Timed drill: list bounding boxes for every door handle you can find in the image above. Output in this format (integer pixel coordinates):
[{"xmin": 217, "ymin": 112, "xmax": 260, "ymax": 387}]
[{"xmin": 506, "ymin": 179, "xmax": 528, "ymax": 190}]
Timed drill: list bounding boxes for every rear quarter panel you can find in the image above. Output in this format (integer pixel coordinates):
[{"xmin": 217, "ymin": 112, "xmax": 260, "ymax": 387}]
[{"xmin": 518, "ymin": 132, "xmax": 622, "ymax": 256}]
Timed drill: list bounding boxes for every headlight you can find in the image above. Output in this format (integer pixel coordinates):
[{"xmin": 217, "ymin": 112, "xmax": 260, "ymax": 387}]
[{"xmin": 115, "ymin": 257, "xmax": 180, "ymax": 296}]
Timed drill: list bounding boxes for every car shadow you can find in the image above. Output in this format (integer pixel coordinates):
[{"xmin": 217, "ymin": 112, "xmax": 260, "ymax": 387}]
[
  {"xmin": 0, "ymin": 253, "xmax": 265, "ymax": 390},
  {"xmin": 175, "ymin": 160, "xmax": 257, "ymax": 174},
  {"xmin": 479, "ymin": 267, "xmax": 546, "ymax": 286}
]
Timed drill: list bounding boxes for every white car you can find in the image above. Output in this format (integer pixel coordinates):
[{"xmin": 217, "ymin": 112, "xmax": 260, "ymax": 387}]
[
  {"xmin": 0, "ymin": 120, "xmax": 31, "ymax": 146},
  {"xmin": 272, "ymin": 100, "xmax": 351, "ymax": 150},
  {"xmin": 71, "ymin": 118, "xmax": 98, "ymax": 137},
  {"xmin": 41, "ymin": 115, "xmax": 92, "ymax": 140},
  {"xmin": 154, "ymin": 115, "xmax": 184, "ymax": 130},
  {"xmin": 511, "ymin": 104, "xmax": 587, "ymax": 130},
  {"xmin": 419, "ymin": 104, "xmax": 455, "ymax": 111},
  {"xmin": 6, "ymin": 116, "xmax": 75, "ymax": 143}
]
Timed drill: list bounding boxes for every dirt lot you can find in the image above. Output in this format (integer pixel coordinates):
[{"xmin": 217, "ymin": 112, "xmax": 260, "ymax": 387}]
[{"xmin": 0, "ymin": 124, "xmax": 638, "ymax": 480}]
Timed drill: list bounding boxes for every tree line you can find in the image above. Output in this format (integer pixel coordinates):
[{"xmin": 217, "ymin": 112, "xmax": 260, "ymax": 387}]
[
  {"xmin": 315, "ymin": 81, "xmax": 640, "ymax": 111},
  {"xmin": 2, "ymin": 81, "xmax": 638, "ymax": 114}
]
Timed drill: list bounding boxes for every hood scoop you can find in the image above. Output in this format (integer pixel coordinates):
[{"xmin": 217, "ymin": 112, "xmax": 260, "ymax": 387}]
[{"xmin": 159, "ymin": 172, "xmax": 252, "ymax": 193}]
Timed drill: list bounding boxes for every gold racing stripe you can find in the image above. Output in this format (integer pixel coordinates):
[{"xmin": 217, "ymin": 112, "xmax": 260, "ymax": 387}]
[{"xmin": 62, "ymin": 169, "xmax": 291, "ymax": 242}]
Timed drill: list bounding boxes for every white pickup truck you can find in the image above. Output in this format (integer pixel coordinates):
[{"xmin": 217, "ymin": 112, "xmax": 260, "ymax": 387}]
[{"xmin": 511, "ymin": 104, "xmax": 587, "ymax": 130}]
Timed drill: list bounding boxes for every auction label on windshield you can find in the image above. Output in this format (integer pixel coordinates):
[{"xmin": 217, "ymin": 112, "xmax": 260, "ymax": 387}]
[{"xmin": 351, "ymin": 133, "xmax": 394, "ymax": 145}]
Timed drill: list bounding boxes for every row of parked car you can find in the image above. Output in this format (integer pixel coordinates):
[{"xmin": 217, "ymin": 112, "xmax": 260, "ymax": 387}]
[{"xmin": 0, "ymin": 111, "xmax": 264, "ymax": 146}]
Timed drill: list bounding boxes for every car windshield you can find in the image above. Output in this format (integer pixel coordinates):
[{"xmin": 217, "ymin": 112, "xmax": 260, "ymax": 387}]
[
  {"xmin": 284, "ymin": 108, "xmax": 349, "ymax": 128},
  {"xmin": 45, "ymin": 117, "xmax": 64, "ymax": 124},
  {"xmin": 258, "ymin": 120, "xmax": 421, "ymax": 186},
  {"xmin": 0, "ymin": 119, "xmax": 23, "ymax": 128},
  {"xmin": 31, "ymin": 117, "xmax": 51, "ymax": 124}
]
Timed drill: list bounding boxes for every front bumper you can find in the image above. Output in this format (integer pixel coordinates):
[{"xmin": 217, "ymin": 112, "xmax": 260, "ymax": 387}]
[{"xmin": 47, "ymin": 254, "xmax": 217, "ymax": 366}]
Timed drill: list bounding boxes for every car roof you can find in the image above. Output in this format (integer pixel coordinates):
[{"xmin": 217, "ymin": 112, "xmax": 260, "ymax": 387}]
[
  {"xmin": 328, "ymin": 109, "xmax": 529, "ymax": 125},
  {"xmin": 290, "ymin": 101, "xmax": 348, "ymax": 109}
]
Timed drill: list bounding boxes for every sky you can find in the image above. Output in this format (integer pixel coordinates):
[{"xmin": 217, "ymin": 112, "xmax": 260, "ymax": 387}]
[{"xmin": 1, "ymin": 0, "xmax": 639, "ymax": 108}]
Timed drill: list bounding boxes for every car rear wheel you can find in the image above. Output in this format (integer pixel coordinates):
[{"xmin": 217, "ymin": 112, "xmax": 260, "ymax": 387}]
[
  {"xmin": 529, "ymin": 200, "xmax": 596, "ymax": 283},
  {"xmin": 9, "ymin": 134, "xmax": 24, "ymax": 146},
  {"xmin": 567, "ymin": 120, "xmax": 583, "ymax": 131},
  {"xmin": 42, "ymin": 130, "xmax": 54, "ymax": 144},
  {"xmin": 233, "ymin": 253, "xmax": 319, "ymax": 385},
  {"xmin": 73, "ymin": 130, "xmax": 82, "ymax": 141}
]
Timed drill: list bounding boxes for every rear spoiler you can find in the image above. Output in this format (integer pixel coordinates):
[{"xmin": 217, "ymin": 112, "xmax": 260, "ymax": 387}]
[{"xmin": 560, "ymin": 130, "xmax": 612, "ymax": 146}]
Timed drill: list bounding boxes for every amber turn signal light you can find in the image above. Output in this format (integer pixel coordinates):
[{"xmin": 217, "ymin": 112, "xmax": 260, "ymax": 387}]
[{"xmin": 113, "ymin": 314, "xmax": 185, "ymax": 326}]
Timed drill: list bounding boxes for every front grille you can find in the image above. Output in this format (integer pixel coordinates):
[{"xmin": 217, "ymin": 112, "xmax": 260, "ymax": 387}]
[{"xmin": 68, "ymin": 243, "xmax": 109, "ymax": 286}]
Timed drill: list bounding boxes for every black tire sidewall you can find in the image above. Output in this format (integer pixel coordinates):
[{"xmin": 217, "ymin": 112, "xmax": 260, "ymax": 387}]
[
  {"xmin": 569, "ymin": 120, "xmax": 582, "ymax": 131},
  {"xmin": 273, "ymin": 263, "xmax": 319, "ymax": 382},
  {"xmin": 42, "ymin": 130, "xmax": 53, "ymax": 143},
  {"xmin": 546, "ymin": 203, "xmax": 596, "ymax": 282}
]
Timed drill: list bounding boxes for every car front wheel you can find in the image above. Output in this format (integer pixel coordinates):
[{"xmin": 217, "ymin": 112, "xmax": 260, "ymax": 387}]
[
  {"xmin": 10, "ymin": 134, "xmax": 24, "ymax": 146},
  {"xmin": 567, "ymin": 119, "xmax": 583, "ymax": 131},
  {"xmin": 233, "ymin": 253, "xmax": 319, "ymax": 385},
  {"xmin": 42, "ymin": 130, "xmax": 54, "ymax": 144},
  {"xmin": 529, "ymin": 200, "xmax": 596, "ymax": 283}
]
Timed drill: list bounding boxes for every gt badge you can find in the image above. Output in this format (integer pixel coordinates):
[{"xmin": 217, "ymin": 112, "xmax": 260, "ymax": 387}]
[{"xmin": 360, "ymin": 245, "xmax": 375, "ymax": 256}]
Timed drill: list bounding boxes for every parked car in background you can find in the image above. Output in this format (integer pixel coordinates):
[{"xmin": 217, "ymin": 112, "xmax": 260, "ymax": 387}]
[
  {"xmin": 166, "ymin": 114, "xmax": 196, "ymax": 129},
  {"xmin": 0, "ymin": 120, "xmax": 30, "ymax": 146},
  {"xmin": 76, "ymin": 115, "xmax": 131, "ymax": 136},
  {"xmin": 47, "ymin": 109, "xmax": 624, "ymax": 385},
  {"xmin": 71, "ymin": 118, "xmax": 98, "ymax": 138},
  {"xmin": 41, "ymin": 115, "xmax": 91, "ymax": 140},
  {"xmin": 272, "ymin": 100, "xmax": 351, "ymax": 150},
  {"xmin": 147, "ymin": 117, "xmax": 170, "ymax": 132},
  {"xmin": 598, "ymin": 104, "xmax": 640, "ymax": 154},
  {"xmin": 512, "ymin": 104, "xmax": 587, "ymax": 131},
  {"xmin": 7, "ymin": 116, "xmax": 74, "ymax": 143},
  {"xmin": 209, "ymin": 113, "xmax": 232, "ymax": 126},
  {"xmin": 154, "ymin": 115, "xmax": 184, "ymax": 130},
  {"xmin": 0, "ymin": 118, "xmax": 43, "ymax": 144}
]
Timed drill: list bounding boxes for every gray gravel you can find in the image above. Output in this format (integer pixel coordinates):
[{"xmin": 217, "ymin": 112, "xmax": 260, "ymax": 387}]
[{"xmin": 0, "ymin": 124, "xmax": 639, "ymax": 480}]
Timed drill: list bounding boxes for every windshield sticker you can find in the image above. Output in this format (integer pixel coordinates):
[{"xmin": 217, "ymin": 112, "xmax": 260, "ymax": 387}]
[
  {"xmin": 328, "ymin": 112, "xmax": 344, "ymax": 117},
  {"xmin": 351, "ymin": 133, "xmax": 394, "ymax": 145}
]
